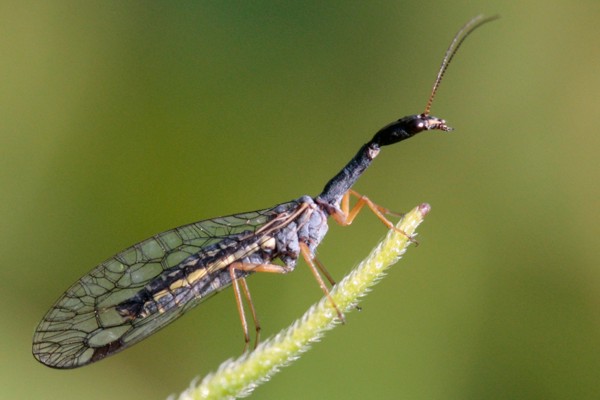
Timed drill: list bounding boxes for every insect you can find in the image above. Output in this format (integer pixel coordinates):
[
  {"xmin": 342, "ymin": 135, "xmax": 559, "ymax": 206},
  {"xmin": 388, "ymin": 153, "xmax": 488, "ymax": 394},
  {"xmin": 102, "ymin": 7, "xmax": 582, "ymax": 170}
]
[{"xmin": 33, "ymin": 15, "xmax": 497, "ymax": 369}]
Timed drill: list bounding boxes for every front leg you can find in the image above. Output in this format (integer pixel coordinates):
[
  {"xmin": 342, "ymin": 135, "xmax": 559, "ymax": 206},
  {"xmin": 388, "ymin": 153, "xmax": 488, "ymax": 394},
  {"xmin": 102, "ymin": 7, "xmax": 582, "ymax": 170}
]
[{"xmin": 329, "ymin": 190, "xmax": 415, "ymax": 243}]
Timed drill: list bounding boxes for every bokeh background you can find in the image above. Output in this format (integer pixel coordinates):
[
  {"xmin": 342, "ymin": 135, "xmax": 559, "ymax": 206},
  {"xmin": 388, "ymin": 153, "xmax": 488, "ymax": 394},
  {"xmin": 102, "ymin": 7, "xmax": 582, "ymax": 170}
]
[{"xmin": 2, "ymin": 1, "xmax": 598, "ymax": 399}]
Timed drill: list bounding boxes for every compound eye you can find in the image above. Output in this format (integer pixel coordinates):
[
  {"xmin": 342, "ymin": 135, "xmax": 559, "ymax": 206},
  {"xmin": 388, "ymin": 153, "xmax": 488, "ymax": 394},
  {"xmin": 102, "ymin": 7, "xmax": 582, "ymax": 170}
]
[{"xmin": 408, "ymin": 117, "xmax": 427, "ymax": 133}]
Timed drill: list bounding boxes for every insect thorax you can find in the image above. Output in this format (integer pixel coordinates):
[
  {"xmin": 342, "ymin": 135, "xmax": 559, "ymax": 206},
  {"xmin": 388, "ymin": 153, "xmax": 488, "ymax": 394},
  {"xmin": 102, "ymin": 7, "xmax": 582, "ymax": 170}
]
[{"xmin": 270, "ymin": 195, "xmax": 329, "ymax": 268}]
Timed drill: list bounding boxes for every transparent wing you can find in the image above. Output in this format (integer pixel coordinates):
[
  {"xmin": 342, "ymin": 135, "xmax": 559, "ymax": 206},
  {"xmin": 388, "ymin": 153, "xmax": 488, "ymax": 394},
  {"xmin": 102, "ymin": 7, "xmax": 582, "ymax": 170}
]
[{"xmin": 32, "ymin": 201, "xmax": 299, "ymax": 369}]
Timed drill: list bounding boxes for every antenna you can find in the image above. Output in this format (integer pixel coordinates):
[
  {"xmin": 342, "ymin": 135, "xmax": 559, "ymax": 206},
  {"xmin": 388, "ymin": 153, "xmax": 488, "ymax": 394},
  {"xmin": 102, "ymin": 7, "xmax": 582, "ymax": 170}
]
[{"xmin": 423, "ymin": 14, "xmax": 499, "ymax": 116}]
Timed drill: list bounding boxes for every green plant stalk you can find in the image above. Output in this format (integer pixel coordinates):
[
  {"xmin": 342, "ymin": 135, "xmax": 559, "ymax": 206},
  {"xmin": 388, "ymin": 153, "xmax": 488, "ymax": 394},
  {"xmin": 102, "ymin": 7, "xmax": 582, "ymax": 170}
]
[{"xmin": 175, "ymin": 203, "xmax": 431, "ymax": 400}]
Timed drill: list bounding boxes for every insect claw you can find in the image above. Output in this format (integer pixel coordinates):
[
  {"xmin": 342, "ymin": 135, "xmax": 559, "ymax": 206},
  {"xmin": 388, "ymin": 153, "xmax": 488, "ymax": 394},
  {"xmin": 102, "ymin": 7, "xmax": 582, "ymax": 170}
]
[{"xmin": 391, "ymin": 225, "xmax": 419, "ymax": 245}]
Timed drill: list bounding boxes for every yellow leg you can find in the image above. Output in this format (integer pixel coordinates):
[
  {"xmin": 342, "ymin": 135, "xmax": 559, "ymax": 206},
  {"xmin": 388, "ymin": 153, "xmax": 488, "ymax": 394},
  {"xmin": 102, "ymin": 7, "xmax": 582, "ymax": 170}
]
[
  {"xmin": 332, "ymin": 189, "xmax": 416, "ymax": 243},
  {"xmin": 229, "ymin": 261, "xmax": 293, "ymax": 351},
  {"xmin": 299, "ymin": 242, "xmax": 345, "ymax": 323}
]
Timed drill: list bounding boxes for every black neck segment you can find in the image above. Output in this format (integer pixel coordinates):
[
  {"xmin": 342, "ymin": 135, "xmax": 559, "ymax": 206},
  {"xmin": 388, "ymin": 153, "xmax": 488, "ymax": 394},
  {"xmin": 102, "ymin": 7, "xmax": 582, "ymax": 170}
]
[{"xmin": 316, "ymin": 113, "xmax": 451, "ymax": 207}]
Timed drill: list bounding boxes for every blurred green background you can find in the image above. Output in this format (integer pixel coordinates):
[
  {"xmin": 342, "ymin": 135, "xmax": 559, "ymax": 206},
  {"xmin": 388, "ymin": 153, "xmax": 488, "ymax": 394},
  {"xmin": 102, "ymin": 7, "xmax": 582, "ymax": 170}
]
[{"xmin": 2, "ymin": 1, "xmax": 599, "ymax": 399}]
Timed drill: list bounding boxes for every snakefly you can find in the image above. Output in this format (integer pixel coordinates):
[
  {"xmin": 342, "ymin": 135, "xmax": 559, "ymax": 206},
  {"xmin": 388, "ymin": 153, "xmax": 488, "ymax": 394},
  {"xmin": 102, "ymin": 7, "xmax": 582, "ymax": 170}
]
[{"xmin": 33, "ymin": 15, "xmax": 497, "ymax": 369}]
